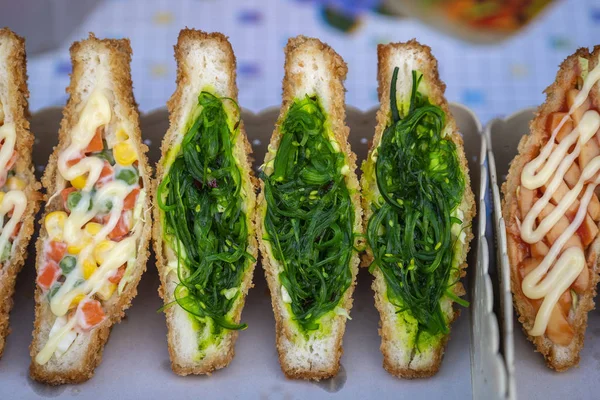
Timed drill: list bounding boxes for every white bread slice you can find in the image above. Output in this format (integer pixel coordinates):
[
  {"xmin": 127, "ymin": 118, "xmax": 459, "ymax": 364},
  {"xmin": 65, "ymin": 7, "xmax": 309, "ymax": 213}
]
[
  {"xmin": 501, "ymin": 46, "xmax": 600, "ymax": 371},
  {"xmin": 153, "ymin": 29, "xmax": 258, "ymax": 376},
  {"xmin": 29, "ymin": 34, "xmax": 152, "ymax": 384},
  {"xmin": 361, "ymin": 41, "xmax": 475, "ymax": 378},
  {"xmin": 0, "ymin": 28, "xmax": 41, "ymax": 358},
  {"xmin": 256, "ymin": 36, "xmax": 363, "ymax": 380}
]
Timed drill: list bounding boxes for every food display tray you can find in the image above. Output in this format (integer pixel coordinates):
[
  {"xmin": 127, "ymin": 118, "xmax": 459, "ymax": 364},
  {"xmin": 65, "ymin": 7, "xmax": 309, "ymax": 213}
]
[
  {"xmin": 487, "ymin": 109, "xmax": 600, "ymax": 400},
  {"xmin": 0, "ymin": 104, "xmax": 505, "ymax": 399}
]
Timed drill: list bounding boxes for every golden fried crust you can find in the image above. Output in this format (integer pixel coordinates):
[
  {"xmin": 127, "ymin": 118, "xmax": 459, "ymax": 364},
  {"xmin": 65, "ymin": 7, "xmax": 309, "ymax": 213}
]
[
  {"xmin": 501, "ymin": 46, "xmax": 600, "ymax": 371},
  {"xmin": 0, "ymin": 28, "xmax": 42, "ymax": 359},
  {"xmin": 256, "ymin": 36, "xmax": 363, "ymax": 380},
  {"xmin": 152, "ymin": 29, "xmax": 258, "ymax": 376},
  {"xmin": 29, "ymin": 34, "xmax": 152, "ymax": 384},
  {"xmin": 361, "ymin": 40, "xmax": 475, "ymax": 378}
]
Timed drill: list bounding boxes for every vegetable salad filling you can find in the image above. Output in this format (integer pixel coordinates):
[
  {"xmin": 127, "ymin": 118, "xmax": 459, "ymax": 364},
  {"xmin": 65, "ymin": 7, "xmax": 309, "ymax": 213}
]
[
  {"xmin": 0, "ymin": 104, "xmax": 27, "ymax": 269},
  {"xmin": 366, "ymin": 68, "xmax": 466, "ymax": 344},
  {"xmin": 35, "ymin": 90, "xmax": 146, "ymax": 364},
  {"xmin": 261, "ymin": 96, "xmax": 356, "ymax": 332},
  {"xmin": 158, "ymin": 92, "xmax": 253, "ymax": 352}
]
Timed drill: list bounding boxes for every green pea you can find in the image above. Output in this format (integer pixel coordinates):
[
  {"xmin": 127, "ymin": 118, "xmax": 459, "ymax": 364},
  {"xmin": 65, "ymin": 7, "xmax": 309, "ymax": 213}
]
[
  {"xmin": 67, "ymin": 190, "xmax": 82, "ymax": 210},
  {"xmin": 48, "ymin": 284, "xmax": 61, "ymax": 300},
  {"xmin": 68, "ymin": 191, "xmax": 92, "ymax": 211},
  {"xmin": 117, "ymin": 168, "xmax": 138, "ymax": 185},
  {"xmin": 94, "ymin": 139, "xmax": 115, "ymax": 165},
  {"xmin": 100, "ymin": 200, "xmax": 113, "ymax": 213},
  {"xmin": 0, "ymin": 242, "xmax": 12, "ymax": 262},
  {"xmin": 59, "ymin": 255, "xmax": 77, "ymax": 274}
]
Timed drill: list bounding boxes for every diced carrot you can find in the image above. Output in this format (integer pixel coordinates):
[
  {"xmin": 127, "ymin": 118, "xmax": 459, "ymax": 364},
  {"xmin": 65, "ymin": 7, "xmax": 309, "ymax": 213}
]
[
  {"xmin": 79, "ymin": 299, "xmax": 106, "ymax": 329},
  {"xmin": 109, "ymin": 264, "xmax": 126, "ymax": 284},
  {"xmin": 518, "ymin": 257, "xmax": 542, "ymax": 281},
  {"xmin": 95, "ymin": 161, "xmax": 114, "ymax": 188},
  {"xmin": 543, "ymin": 179, "xmax": 579, "ymax": 219},
  {"xmin": 123, "ymin": 188, "xmax": 140, "ymax": 211},
  {"xmin": 588, "ymin": 194, "xmax": 600, "ymax": 221},
  {"xmin": 107, "ymin": 211, "xmax": 132, "ymax": 241},
  {"xmin": 61, "ymin": 187, "xmax": 77, "ymax": 210},
  {"xmin": 6, "ymin": 151, "xmax": 17, "ymax": 170},
  {"xmin": 546, "ymin": 304, "xmax": 575, "ymax": 346},
  {"xmin": 548, "ymin": 112, "xmax": 573, "ymax": 143},
  {"xmin": 530, "ymin": 241, "xmax": 549, "ymax": 258},
  {"xmin": 572, "ymin": 265, "xmax": 590, "ymax": 293},
  {"xmin": 84, "ymin": 126, "xmax": 104, "ymax": 153},
  {"xmin": 563, "ymin": 163, "xmax": 580, "ymax": 188},
  {"xmin": 567, "ymin": 88, "xmax": 591, "ymax": 124},
  {"xmin": 36, "ymin": 261, "xmax": 60, "ymax": 290},
  {"xmin": 579, "ymin": 136, "xmax": 600, "ymax": 170},
  {"xmin": 66, "ymin": 153, "xmax": 84, "ymax": 167},
  {"xmin": 576, "ymin": 213, "xmax": 598, "ymax": 246},
  {"xmin": 11, "ymin": 222, "xmax": 21, "ymax": 239},
  {"xmin": 538, "ymin": 203, "xmax": 583, "ymax": 248},
  {"xmin": 46, "ymin": 240, "xmax": 67, "ymax": 263},
  {"xmin": 518, "ymin": 186, "xmax": 535, "ymax": 217},
  {"xmin": 557, "ymin": 290, "xmax": 572, "ymax": 316}
]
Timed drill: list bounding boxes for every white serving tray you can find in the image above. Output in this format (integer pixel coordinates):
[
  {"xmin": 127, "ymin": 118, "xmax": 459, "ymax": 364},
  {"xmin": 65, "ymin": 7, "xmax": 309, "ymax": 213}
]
[
  {"xmin": 487, "ymin": 109, "xmax": 600, "ymax": 400},
  {"xmin": 0, "ymin": 104, "xmax": 504, "ymax": 399}
]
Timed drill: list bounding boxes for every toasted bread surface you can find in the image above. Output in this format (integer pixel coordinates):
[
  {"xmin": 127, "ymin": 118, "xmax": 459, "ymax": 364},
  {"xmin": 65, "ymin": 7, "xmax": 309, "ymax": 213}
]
[
  {"xmin": 360, "ymin": 40, "xmax": 475, "ymax": 378},
  {"xmin": 256, "ymin": 36, "xmax": 363, "ymax": 380},
  {"xmin": 0, "ymin": 28, "xmax": 41, "ymax": 359},
  {"xmin": 152, "ymin": 29, "xmax": 258, "ymax": 376},
  {"xmin": 29, "ymin": 34, "xmax": 152, "ymax": 384},
  {"xmin": 501, "ymin": 46, "xmax": 600, "ymax": 371}
]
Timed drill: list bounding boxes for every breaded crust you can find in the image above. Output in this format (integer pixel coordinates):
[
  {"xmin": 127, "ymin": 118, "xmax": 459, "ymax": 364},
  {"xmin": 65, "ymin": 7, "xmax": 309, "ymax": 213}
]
[
  {"xmin": 29, "ymin": 34, "xmax": 153, "ymax": 384},
  {"xmin": 152, "ymin": 29, "xmax": 258, "ymax": 376},
  {"xmin": 0, "ymin": 28, "xmax": 42, "ymax": 358},
  {"xmin": 256, "ymin": 36, "xmax": 363, "ymax": 380},
  {"xmin": 360, "ymin": 40, "xmax": 475, "ymax": 378},
  {"xmin": 501, "ymin": 46, "xmax": 600, "ymax": 371}
]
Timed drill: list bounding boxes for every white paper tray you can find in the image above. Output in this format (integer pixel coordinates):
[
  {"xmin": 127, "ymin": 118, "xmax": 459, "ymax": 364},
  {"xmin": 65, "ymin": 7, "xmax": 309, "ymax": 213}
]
[
  {"xmin": 487, "ymin": 109, "xmax": 600, "ymax": 400},
  {"xmin": 0, "ymin": 104, "xmax": 505, "ymax": 399}
]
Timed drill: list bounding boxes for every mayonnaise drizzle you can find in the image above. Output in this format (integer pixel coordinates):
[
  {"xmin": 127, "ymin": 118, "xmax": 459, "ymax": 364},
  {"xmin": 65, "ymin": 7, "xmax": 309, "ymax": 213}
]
[
  {"xmin": 0, "ymin": 191, "xmax": 26, "ymax": 259},
  {"xmin": 0, "ymin": 122, "xmax": 16, "ymax": 178},
  {"xmin": 519, "ymin": 59, "xmax": 600, "ymax": 337},
  {"xmin": 0, "ymin": 122, "xmax": 25, "ymax": 263},
  {"xmin": 37, "ymin": 89, "xmax": 141, "ymax": 364}
]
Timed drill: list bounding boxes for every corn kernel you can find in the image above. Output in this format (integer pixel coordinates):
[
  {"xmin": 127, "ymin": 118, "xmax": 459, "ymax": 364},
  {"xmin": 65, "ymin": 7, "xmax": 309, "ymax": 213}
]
[
  {"xmin": 67, "ymin": 237, "xmax": 91, "ymax": 255},
  {"xmin": 7, "ymin": 176, "xmax": 26, "ymax": 191},
  {"xmin": 70, "ymin": 294, "xmax": 85, "ymax": 308},
  {"xmin": 94, "ymin": 240, "xmax": 115, "ymax": 265},
  {"xmin": 97, "ymin": 282, "xmax": 117, "ymax": 301},
  {"xmin": 0, "ymin": 192, "xmax": 5, "ymax": 204},
  {"xmin": 116, "ymin": 128, "xmax": 129, "ymax": 141},
  {"xmin": 45, "ymin": 211, "xmax": 67, "ymax": 241},
  {"xmin": 71, "ymin": 175, "xmax": 87, "ymax": 190},
  {"xmin": 82, "ymin": 258, "xmax": 97, "ymax": 279},
  {"xmin": 84, "ymin": 222, "xmax": 103, "ymax": 236},
  {"xmin": 113, "ymin": 141, "xmax": 137, "ymax": 166}
]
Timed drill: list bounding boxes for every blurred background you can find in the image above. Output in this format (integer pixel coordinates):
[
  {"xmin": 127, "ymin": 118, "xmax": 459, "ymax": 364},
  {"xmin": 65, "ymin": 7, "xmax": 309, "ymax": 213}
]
[{"xmin": 0, "ymin": 0, "xmax": 598, "ymax": 122}]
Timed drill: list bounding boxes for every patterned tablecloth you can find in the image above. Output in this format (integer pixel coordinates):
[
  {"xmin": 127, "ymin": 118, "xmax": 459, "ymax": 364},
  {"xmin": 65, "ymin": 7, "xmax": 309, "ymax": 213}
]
[{"xmin": 25, "ymin": 0, "xmax": 600, "ymax": 123}]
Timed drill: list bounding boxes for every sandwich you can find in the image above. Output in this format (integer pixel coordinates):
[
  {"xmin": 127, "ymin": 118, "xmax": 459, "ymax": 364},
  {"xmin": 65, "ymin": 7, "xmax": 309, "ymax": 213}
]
[
  {"xmin": 361, "ymin": 41, "xmax": 475, "ymax": 378},
  {"xmin": 257, "ymin": 36, "xmax": 363, "ymax": 380},
  {"xmin": 29, "ymin": 34, "xmax": 152, "ymax": 384},
  {"xmin": 0, "ymin": 28, "xmax": 41, "ymax": 358},
  {"xmin": 153, "ymin": 29, "xmax": 258, "ymax": 375},
  {"xmin": 502, "ymin": 46, "xmax": 600, "ymax": 371}
]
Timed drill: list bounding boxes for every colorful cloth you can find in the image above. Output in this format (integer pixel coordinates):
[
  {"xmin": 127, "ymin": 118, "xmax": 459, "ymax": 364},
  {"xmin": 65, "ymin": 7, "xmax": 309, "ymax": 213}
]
[{"xmin": 27, "ymin": 0, "xmax": 600, "ymax": 123}]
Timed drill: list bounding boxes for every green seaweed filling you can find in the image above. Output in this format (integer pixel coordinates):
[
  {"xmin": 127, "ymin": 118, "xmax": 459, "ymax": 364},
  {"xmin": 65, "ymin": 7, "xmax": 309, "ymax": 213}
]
[
  {"xmin": 158, "ymin": 91, "xmax": 253, "ymax": 345},
  {"xmin": 261, "ymin": 95, "xmax": 355, "ymax": 332},
  {"xmin": 366, "ymin": 68, "xmax": 467, "ymax": 341}
]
